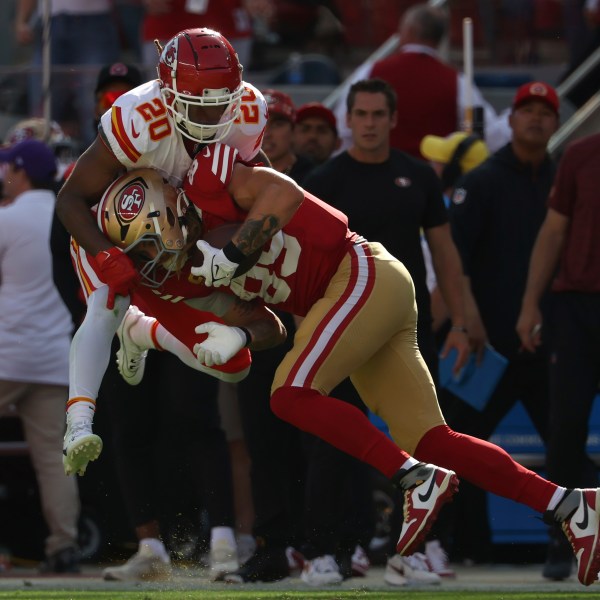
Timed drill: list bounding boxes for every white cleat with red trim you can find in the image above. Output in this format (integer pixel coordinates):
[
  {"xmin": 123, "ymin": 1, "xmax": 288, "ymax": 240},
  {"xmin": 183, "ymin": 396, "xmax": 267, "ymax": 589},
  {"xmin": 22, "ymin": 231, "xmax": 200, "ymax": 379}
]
[
  {"xmin": 63, "ymin": 417, "xmax": 102, "ymax": 476},
  {"xmin": 116, "ymin": 306, "xmax": 148, "ymax": 386}
]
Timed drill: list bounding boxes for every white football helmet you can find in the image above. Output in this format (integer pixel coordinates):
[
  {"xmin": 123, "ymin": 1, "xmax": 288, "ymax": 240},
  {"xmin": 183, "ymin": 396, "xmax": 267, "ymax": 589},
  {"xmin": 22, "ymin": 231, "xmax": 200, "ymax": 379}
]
[
  {"xmin": 157, "ymin": 28, "xmax": 244, "ymax": 143},
  {"xmin": 97, "ymin": 168, "xmax": 190, "ymax": 288}
]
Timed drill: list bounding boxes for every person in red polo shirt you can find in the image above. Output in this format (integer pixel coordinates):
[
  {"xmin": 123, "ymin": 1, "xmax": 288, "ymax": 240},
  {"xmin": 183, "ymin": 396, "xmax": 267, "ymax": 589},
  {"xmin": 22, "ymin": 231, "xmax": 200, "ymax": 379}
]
[
  {"xmin": 518, "ymin": 129, "xmax": 600, "ymax": 582},
  {"xmin": 332, "ymin": 4, "xmax": 510, "ymax": 159}
]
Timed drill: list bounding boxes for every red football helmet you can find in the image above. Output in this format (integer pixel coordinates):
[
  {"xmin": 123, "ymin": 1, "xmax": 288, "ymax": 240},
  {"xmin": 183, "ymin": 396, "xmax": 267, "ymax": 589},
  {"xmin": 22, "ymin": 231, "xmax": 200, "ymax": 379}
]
[
  {"xmin": 97, "ymin": 168, "xmax": 190, "ymax": 288},
  {"xmin": 157, "ymin": 28, "xmax": 244, "ymax": 143}
]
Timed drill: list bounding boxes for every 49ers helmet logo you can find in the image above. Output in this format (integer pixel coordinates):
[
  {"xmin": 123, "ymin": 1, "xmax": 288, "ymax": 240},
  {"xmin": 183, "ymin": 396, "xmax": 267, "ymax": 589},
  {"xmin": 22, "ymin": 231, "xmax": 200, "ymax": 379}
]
[{"xmin": 115, "ymin": 183, "xmax": 145, "ymax": 224}]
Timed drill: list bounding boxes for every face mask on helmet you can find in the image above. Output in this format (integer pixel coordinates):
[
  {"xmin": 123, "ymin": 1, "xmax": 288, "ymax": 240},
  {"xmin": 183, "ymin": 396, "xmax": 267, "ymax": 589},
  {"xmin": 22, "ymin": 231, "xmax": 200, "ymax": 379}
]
[
  {"xmin": 97, "ymin": 168, "xmax": 190, "ymax": 288},
  {"xmin": 157, "ymin": 28, "xmax": 244, "ymax": 143}
]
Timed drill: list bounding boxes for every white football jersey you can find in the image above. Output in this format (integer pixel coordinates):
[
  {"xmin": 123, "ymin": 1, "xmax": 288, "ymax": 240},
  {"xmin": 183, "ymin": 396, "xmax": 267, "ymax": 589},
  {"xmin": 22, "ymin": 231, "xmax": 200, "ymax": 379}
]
[{"xmin": 100, "ymin": 79, "xmax": 267, "ymax": 187}]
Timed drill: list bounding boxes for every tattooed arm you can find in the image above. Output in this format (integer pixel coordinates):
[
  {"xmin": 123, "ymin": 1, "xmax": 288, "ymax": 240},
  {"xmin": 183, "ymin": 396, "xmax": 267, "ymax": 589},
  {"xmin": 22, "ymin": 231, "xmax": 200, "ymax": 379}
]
[{"xmin": 226, "ymin": 164, "xmax": 304, "ymax": 255}]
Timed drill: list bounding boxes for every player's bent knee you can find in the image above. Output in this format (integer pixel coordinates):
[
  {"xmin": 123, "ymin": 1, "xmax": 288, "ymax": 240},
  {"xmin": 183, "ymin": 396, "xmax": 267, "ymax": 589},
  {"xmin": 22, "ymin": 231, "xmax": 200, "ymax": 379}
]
[{"xmin": 270, "ymin": 386, "xmax": 321, "ymax": 422}]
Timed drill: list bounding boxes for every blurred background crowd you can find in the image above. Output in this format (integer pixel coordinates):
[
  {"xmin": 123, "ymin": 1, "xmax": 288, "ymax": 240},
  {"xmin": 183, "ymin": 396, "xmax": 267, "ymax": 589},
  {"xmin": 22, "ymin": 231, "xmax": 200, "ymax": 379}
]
[{"xmin": 1, "ymin": 0, "xmax": 600, "ymax": 589}]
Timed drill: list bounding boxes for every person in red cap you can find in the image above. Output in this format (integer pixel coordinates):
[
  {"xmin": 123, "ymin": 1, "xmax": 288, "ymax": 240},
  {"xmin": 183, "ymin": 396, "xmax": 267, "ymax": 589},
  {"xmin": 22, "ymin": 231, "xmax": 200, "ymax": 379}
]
[
  {"xmin": 294, "ymin": 102, "xmax": 341, "ymax": 165},
  {"xmin": 262, "ymin": 89, "xmax": 315, "ymax": 183},
  {"xmin": 93, "ymin": 62, "xmax": 143, "ymax": 131},
  {"xmin": 448, "ymin": 79, "xmax": 560, "ymax": 574},
  {"xmin": 511, "ymin": 81, "xmax": 560, "ymax": 115}
]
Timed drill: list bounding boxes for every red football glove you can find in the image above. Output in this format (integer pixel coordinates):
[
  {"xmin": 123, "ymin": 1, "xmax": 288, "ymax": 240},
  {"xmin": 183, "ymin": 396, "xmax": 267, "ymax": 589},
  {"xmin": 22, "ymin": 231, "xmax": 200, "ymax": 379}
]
[{"xmin": 94, "ymin": 247, "xmax": 140, "ymax": 309}]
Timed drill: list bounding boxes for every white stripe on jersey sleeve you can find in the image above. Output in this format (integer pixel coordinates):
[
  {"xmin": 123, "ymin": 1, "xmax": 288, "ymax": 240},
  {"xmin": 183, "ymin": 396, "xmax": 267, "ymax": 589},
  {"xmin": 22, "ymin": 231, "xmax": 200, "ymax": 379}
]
[
  {"xmin": 220, "ymin": 145, "xmax": 232, "ymax": 182},
  {"xmin": 210, "ymin": 143, "xmax": 239, "ymax": 184},
  {"xmin": 211, "ymin": 144, "xmax": 221, "ymax": 178}
]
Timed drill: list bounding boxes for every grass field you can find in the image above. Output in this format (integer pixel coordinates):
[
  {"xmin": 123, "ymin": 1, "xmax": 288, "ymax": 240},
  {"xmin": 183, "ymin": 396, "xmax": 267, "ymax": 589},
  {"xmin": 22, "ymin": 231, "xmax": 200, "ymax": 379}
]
[{"xmin": 0, "ymin": 592, "xmax": 598, "ymax": 600}]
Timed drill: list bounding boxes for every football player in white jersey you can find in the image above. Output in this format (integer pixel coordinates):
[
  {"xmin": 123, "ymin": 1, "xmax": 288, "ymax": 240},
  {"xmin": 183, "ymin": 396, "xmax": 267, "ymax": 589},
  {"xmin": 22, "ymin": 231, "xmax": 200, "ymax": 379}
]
[{"xmin": 55, "ymin": 28, "xmax": 269, "ymax": 478}]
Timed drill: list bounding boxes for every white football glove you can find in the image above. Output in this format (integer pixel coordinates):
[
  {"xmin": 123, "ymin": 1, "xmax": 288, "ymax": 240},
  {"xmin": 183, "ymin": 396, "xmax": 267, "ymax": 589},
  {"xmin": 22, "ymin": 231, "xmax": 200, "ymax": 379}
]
[
  {"xmin": 191, "ymin": 240, "xmax": 239, "ymax": 288},
  {"xmin": 194, "ymin": 322, "xmax": 249, "ymax": 366}
]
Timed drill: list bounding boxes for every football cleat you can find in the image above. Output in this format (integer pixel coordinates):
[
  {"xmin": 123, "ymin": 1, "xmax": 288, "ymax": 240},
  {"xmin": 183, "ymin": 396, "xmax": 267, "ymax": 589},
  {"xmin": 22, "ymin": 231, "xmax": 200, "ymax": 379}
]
[
  {"xmin": 425, "ymin": 539, "xmax": 456, "ymax": 578},
  {"xmin": 103, "ymin": 542, "xmax": 172, "ymax": 581},
  {"xmin": 63, "ymin": 418, "xmax": 102, "ymax": 476},
  {"xmin": 384, "ymin": 552, "xmax": 441, "ymax": 585},
  {"xmin": 285, "ymin": 546, "xmax": 305, "ymax": 575},
  {"xmin": 558, "ymin": 488, "xmax": 600, "ymax": 586},
  {"xmin": 394, "ymin": 463, "xmax": 459, "ymax": 557},
  {"xmin": 209, "ymin": 538, "xmax": 239, "ymax": 581},
  {"xmin": 351, "ymin": 544, "xmax": 370, "ymax": 577},
  {"xmin": 116, "ymin": 306, "xmax": 148, "ymax": 386},
  {"xmin": 300, "ymin": 555, "xmax": 343, "ymax": 586}
]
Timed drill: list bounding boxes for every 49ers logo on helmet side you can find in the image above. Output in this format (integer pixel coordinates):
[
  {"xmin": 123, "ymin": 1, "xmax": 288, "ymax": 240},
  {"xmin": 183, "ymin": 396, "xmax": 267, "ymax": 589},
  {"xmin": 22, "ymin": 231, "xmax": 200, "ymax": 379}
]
[{"xmin": 116, "ymin": 183, "xmax": 145, "ymax": 223}]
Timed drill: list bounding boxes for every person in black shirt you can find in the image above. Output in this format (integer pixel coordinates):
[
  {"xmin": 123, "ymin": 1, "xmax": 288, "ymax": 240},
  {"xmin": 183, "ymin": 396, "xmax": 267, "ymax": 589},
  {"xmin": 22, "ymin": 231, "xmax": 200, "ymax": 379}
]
[
  {"xmin": 304, "ymin": 79, "xmax": 469, "ymax": 389},
  {"xmin": 448, "ymin": 81, "xmax": 567, "ymax": 578},
  {"xmin": 303, "ymin": 78, "xmax": 469, "ymax": 582}
]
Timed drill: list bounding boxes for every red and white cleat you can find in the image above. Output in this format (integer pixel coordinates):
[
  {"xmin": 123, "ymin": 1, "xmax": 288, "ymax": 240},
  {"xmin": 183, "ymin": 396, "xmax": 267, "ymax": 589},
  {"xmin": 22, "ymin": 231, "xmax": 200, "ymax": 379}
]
[
  {"xmin": 560, "ymin": 488, "xmax": 600, "ymax": 586},
  {"xmin": 394, "ymin": 464, "xmax": 459, "ymax": 557}
]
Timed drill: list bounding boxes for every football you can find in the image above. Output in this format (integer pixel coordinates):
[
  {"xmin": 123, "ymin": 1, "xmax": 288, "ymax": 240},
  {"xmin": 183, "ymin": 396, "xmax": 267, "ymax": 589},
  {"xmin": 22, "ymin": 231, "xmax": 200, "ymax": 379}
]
[{"xmin": 192, "ymin": 222, "xmax": 263, "ymax": 277}]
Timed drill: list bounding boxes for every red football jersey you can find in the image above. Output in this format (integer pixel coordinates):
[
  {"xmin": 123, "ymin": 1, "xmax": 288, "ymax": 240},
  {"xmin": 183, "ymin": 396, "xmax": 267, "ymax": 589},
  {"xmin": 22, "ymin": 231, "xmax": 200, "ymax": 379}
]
[{"xmin": 173, "ymin": 143, "xmax": 362, "ymax": 316}]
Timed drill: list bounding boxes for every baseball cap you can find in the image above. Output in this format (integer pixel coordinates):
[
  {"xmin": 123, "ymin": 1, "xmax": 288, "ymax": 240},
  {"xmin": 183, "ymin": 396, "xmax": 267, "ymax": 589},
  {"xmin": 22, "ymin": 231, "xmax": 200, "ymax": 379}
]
[
  {"xmin": 420, "ymin": 132, "xmax": 490, "ymax": 173},
  {"xmin": 512, "ymin": 81, "xmax": 559, "ymax": 114},
  {"xmin": 296, "ymin": 102, "xmax": 338, "ymax": 134},
  {"xmin": 95, "ymin": 62, "xmax": 143, "ymax": 94},
  {"xmin": 0, "ymin": 138, "xmax": 57, "ymax": 182},
  {"xmin": 263, "ymin": 89, "xmax": 296, "ymax": 122},
  {"xmin": 4, "ymin": 118, "xmax": 66, "ymax": 146}
]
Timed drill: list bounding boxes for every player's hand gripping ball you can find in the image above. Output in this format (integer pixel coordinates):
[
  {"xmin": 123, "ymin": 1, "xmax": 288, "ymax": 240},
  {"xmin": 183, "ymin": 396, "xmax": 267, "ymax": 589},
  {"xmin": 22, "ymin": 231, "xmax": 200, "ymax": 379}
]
[{"xmin": 191, "ymin": 223, "xmax": 263, "ymax": 280}]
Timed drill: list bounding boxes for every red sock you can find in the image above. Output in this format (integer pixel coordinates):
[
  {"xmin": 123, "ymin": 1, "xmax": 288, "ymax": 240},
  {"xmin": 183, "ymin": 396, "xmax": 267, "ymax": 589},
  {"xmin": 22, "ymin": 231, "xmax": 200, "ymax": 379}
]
[
  {"xmin": 271, "ymin": 386, "xmax": 409, "ymax": 477},
  {"xmin": 414, "ymin": 425, "xmax": 557, "ymax": 513}
]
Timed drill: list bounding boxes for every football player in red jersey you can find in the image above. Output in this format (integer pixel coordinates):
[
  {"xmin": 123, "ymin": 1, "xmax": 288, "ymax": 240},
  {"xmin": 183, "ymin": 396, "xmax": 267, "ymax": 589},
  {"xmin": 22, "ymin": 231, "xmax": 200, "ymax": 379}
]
[
  {"xmin": 108, "ymin": 143, "xmax": 600, "ymax": 586},
  {"xmin": 56, "ymin": 28, "xmax": 270, "ymax": 478}
]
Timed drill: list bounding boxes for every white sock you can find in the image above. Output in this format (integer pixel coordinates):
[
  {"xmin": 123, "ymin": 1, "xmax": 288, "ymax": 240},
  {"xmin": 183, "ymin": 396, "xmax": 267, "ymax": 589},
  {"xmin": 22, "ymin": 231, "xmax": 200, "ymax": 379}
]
[
  {"xmin": 547, "ymin": 486, "xmax": 568, "ymax": 512},
  {"xmin": 210, "ymin": 526, "xmax": 236, "ymax": 548},
  {"xmin": 66, "ymin": 400, "xmax": 95, "ymax": 422},
  {"xmin": 140, "ymin": 537, "xmax": 169, "ymax": 560},
  {"xmin": 128, "ymin": 313, "xmax": 158, "ymax": 350},
  {"xmin": 133, "ymin": 317, "xmax": 187, "ymax": 357}
]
